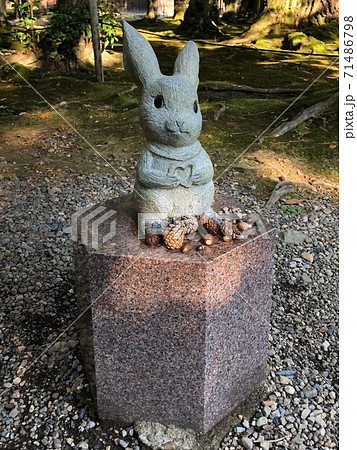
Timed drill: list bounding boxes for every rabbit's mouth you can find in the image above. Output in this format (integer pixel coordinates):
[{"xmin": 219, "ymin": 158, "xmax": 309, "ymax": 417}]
[
  {"xmin": 168, "ymin": 130, "xmax": 189, "ymax": 135},
  {"xmin": 165, "ymin": 122, "xmax": 190, "ymax": 135}
]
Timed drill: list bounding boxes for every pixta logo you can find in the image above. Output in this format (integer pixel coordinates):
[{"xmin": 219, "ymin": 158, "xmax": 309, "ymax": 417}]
[{"xmin": 71, "ymin": 205, "xmax": 117, "ymax": 250}]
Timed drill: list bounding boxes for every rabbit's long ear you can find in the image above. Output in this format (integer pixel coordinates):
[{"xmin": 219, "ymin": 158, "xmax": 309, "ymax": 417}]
[
  {"xmin": 122, "ymin": 21, "xmax": 161, "ymax": 88},
  {"xmin": 174, "ymin": 41, "xmax": 199, "ymax": 88}
]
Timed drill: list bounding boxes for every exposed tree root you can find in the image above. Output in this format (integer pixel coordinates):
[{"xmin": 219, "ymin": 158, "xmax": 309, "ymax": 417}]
[
  {"xmin": 214, "ymin": 105, "xmax": 227, "ymax": 121},
  {"xmin": 270, "ymin": 92, "xmax": 338, "ymax": 138},
  {"xmin": 265, "ymin": 180, "xmax": 315, "ymax": 208},
  {"xmin": 199, "ymin": 83, "xmax": 304, "ymax": 94}
]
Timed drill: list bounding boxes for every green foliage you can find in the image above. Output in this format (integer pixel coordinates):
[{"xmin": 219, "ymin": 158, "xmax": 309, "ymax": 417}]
[
  {"xmin": 13, "ymin": 1, "xmax": 121, "ymax": 66},
  {"xmin": 281, "ymin": 205, "xmax": 303, "ymax": 215},
  {"xmin": 17, "ymin": 0, "xmax": 39, "ymax": 16},
  {"xmin": 98, "ymin": 0, "xmax": 121, "ymax": 50},
  {"xmin": 39, "ymin": 6, "xmax": 90, "ymax": 64},
  {"xmin": 296, "ymin": 122, "xmax": 309, "ymax": 135},
  {"xmin": 13, "ymin": 1, "xmax": 40, "ymax": 47}
]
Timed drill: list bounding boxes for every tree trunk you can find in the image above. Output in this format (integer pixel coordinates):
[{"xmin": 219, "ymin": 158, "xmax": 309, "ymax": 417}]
[
  {"xmin": 222, "ymin": 0, "xmax": 242, "ymax": 22},
  {"xmin": 179, "ymin": 0, "xmax": 221, "ymax": 36},
  {"xmin": 245, "ymin": 0, "xmax": 339, "ymax": 38},
  {"xmin": 265, "ymin": 0, "xmax": 339, "ymax": 25},
  {"xmin": 14, "ymin": 0, "xmax": 19, "ymax": 19},
  {"xmin": 0, "ymin": 0, "xmax": 6, "ymax": 23},
  {"xmin": 238, "ymin": 0, "xmax": 253, "ymax": 18},
  {"xmin": 88, "ymin": 0, "xmax": 104, "ymax": 82},
  {"xmin": 209, "ymin": 0, "xmax": 219, "ymax": 23},
  {"xmin": 29, "ymin": 0, "xmax": 36, "ymax": 46},
  {"xmin": 173, "ymin": 0, "xmax": 189, "ymax": 20},
  {"xmin": 146, "ymin": 0, "xmax": 158, "ymax": 20},
  {"xmin": 253, "ymin": 0, "xmax": 264, "ymax": 17}
]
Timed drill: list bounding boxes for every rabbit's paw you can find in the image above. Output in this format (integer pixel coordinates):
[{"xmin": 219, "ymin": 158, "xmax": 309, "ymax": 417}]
[
  {"xmin": 192, "ymin": 172, "xmax": 207, "ymax": 185},
  {"xmin": 165, "ymin": 174, "xmax": 180, "ymax": 188},
  {"xmin": 174, "ymin": 165, "xmax": 193, "ymax": 187}
]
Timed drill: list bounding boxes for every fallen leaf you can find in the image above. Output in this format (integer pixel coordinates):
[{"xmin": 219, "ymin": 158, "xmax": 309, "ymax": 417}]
[
  {"xmin": 285, "ymin": 198, "xmax": 301, "ymax": 205},
  {"xmin": 57, "ymin": 124, "xmax": 66, "ymax": 132},
  {"xmin": 262, "ymin": 399, "xmax": 275, "ymax": 406},
  {"xmin": 329, "ymin": 142, "xmax": 337, "ymax": 149},
  {"xmin": 39, "ymin": 112, "xmax": 50, "ymax": 119}
]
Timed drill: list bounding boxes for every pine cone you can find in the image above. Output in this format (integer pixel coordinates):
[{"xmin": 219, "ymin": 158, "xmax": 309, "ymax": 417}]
[
  {"xmin": 145, "ymin": 233, "xmax": 161, "ymax": 246},
  {"xmin": 199, "ymin": 215, "xmax": 220, "ymax": 236},
  {"xmin": 181, "ymin": 215, "xmax": 198, "ymax": 234},
  {"xmin": 163, "ymin": 222, "xmax": 185, "ymax": 250},
  {"xmin": 220, "ymin": 219, "xmax": 233, "ymax": 238}
]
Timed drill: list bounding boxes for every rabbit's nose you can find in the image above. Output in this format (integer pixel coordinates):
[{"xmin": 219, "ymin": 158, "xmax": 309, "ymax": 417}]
[
  {"xmin": 176, "ymin": 120, "xmax": 188, "ymax": 133},
  {"xmin": 166, "ymin": 121, "xmax": 180, "ymax": 133},
  {"xmin": 176, "ymin": 120, "xmax": 185, "ymax": 128}
]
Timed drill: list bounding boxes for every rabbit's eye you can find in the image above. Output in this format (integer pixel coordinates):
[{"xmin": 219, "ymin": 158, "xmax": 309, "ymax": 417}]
[
  {"xmin": 193, "ymin": 100, "xmax": 198, "ymax": 113},
  {"xmin": 154, "ymin": 95, "xmax": 164, "ymax": 109}
]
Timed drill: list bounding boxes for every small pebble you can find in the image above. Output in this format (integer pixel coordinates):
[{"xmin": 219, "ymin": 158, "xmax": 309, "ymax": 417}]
[
  {"xmin": 256, "ymin": 416, "xmax": 268, "ymax": 427},
  {"xmin": 9, "ymin": 408, "xmax": 19, "ymax": 419},
  {"xmin": 301, "ymin": 252, "xmax": 314, "ymax": 263},
  {"xmin": 285, "ymin": 385, "xmax": 295, "ymax": 395},
  {"xmin": 241, "ymin": 436, "xmax": 253, "ymax": 449},
  {"xmin": 303, "ymin": 387, "xmax": 318, "ymax": 399},
  {"xmin": 0, "ymin": 175, "xmax": 337, "ymax": 450}
]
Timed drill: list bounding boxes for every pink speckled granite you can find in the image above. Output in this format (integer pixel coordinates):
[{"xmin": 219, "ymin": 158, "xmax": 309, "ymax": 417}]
[{"xmin": 74, "ymin": 194, "xmax": 275, "ymax": 434}]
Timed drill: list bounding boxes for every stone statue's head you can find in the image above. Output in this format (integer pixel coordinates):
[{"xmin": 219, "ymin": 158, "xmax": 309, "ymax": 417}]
[{"xmin": 122, "ymin": 21, "xmax": 202, "ymax": 149}]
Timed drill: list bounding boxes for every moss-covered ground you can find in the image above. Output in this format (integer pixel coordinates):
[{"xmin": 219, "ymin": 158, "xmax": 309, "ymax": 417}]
[{"xmin": 0, "ymin": 19, "xmax": 338, "ymax": 198}]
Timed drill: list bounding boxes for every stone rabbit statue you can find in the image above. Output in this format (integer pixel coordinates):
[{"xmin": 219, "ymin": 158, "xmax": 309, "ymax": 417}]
[{"xmin": 122, "ymin": 21, "xmax": 214, "ymax": 217}]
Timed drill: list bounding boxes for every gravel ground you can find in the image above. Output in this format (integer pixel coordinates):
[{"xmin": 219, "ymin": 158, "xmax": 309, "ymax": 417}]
[{"xmin": 0, "ymin": 171, "xmax": 338, "ymax": 450}]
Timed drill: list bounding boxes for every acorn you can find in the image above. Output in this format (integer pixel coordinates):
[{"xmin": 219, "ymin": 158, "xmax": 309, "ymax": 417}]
[
  {"xmin": 196, "ymin": 244, "xmax": 204, "ymax": 251},
  {"xmin": 237, "ymin": 221, "xmax": 252, "ymax": 231},
  {"xmin": 223, "ymin": 235, "xmax": 233, "ymax": 242},
  {"xmin": 202, "ymin": 233, "xmax": 214, "ymax": 246}
]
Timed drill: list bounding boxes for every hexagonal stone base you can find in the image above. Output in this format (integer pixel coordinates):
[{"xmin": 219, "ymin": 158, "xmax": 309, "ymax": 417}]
[
  {"xmin": 74, "ymin": 194, "xmax": 275, "ymax": 436},
  {"xmin": 134, "ymin": 381, "xmax": 270, "ymax": 450}
]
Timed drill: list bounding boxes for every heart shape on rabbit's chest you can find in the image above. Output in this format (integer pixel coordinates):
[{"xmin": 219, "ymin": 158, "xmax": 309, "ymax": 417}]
[{"xmin": 173, "ymin": 165, "xmax": 193, "ymax": 187}]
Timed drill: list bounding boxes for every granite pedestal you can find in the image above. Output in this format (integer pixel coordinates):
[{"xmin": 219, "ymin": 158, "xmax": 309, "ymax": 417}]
[{"xmin": 74, "ymin": 195, "xmax": 275, "ymax": 448}]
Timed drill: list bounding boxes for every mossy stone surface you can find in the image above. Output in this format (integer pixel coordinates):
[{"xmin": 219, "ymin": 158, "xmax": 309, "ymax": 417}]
[{"xmin": 283, "ymin": 32, "xmax": 329, "ymax": 54}]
